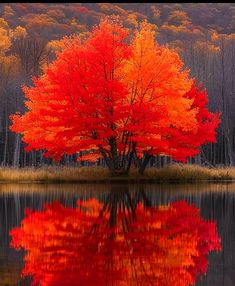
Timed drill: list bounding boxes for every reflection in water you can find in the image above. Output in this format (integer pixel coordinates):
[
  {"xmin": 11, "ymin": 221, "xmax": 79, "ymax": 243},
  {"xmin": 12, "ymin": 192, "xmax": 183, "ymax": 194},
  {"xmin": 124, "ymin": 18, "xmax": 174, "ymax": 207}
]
[{"xmin": 10, "ymin": 188, "xmax": 221, "ymax": 286}]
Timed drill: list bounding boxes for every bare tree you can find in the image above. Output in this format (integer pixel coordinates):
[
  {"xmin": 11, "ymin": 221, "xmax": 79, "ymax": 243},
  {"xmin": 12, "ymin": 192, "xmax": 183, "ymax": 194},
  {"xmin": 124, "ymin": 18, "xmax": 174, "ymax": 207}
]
[{"xmin": 11, "ymin": 35, "xmax": 51, "ymax": 77}]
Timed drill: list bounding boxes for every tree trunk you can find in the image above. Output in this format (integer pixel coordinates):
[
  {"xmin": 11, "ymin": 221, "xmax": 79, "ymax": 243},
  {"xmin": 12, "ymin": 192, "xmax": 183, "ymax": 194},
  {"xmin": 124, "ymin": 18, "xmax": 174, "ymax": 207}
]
[{"xmin": 138, "ymin": 153, "xmax": 152, "ymax": 174}]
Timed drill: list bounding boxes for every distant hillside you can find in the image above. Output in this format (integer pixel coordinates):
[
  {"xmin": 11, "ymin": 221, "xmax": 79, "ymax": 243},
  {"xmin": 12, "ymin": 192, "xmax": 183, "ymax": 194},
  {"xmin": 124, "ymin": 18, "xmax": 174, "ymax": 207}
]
[{"xmin": 0, "ymin": 3, "xmax": 234, "ymax": 41}]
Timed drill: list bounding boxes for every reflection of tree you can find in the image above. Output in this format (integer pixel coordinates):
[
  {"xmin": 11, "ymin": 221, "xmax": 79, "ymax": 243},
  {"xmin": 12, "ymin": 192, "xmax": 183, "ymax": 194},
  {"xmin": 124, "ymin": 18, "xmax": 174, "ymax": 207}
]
[{"xmin": 10, "ymin": 188, "xmax": 221, "ymax": 286}]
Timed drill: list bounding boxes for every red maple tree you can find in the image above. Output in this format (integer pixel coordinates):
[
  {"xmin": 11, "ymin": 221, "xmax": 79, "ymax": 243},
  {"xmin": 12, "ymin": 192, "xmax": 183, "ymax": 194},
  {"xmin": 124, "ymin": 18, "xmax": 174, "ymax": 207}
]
[{"xmin": 10, "ymin": 17, "xmax": 220, "ymax": 174}]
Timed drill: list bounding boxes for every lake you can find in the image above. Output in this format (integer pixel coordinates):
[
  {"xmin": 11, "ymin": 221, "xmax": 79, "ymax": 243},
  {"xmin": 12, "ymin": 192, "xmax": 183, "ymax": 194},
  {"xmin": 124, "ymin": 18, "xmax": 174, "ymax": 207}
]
[{"xmin": 0, "ymin": 183, "xmax": 235, "ymax": 286}]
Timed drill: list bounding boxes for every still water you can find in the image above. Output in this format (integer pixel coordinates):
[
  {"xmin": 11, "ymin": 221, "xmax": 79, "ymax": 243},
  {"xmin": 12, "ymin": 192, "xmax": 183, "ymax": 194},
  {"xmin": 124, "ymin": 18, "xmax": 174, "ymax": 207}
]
[{"xmin": 0, "ymin": 183, "xmax": 235, "ymax": 286}]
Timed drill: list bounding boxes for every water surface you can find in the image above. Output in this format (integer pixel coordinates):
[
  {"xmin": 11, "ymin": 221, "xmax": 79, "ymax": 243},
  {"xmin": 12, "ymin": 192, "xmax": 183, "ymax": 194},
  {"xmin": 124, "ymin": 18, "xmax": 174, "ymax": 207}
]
[{"xmin": 0, "ymin": 183, "xmax": 234, "ymax": 286}]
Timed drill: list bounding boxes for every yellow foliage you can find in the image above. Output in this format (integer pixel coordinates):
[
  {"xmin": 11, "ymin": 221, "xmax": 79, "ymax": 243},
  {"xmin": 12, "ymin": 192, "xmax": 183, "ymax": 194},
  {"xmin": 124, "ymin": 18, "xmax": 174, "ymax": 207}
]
[
  {"xmin": 47, "ymin": 39, "xmax": 64, "ymax": 52},
  {"xmin": 0, "ymin": 17, "xmax": 21, "ymax": 74},
  {"xmin": 47, "ymin": 32, "xmax": 90, "ymax": 55},
  {"xmin": 0, "ymin": 17, "xmax": 9, "ymax": 29},
  {"xmin": 22, "ymin": 14, "xmax": 57, "ymax": 30},
  {"xmin": 0, "ymin": 23, "xmax": 11, "ymax": 54},
  {"xmin": 10, "ymin": 26, "xmax": 27, "ymax": 39},
  {"xmin": 0, "ymin": 55, "xmax": 20, "ymax": 76}
]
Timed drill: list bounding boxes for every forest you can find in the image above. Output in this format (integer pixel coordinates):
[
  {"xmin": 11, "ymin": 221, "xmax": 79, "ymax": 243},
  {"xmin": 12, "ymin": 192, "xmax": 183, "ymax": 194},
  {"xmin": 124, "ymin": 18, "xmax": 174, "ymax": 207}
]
[{"xmin": 0, "ymin": 3, "xmax": 234, "ymax": 168}]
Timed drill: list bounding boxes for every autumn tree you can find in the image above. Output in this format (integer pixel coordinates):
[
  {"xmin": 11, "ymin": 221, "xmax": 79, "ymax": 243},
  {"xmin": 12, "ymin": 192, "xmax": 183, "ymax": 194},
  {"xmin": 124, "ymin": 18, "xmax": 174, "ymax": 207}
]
[
  {"xmin": 10, "ymin": 190, "xmax": 221, "ymax": 286},
  {"xmin": 10, "ymin": 17, "xmax": 220, "ymax": 174}
]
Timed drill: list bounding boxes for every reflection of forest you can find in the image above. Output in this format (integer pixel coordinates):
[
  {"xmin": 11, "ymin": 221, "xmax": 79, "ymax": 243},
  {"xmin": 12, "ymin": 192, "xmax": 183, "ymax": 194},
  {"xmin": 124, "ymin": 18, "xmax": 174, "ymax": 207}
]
[{"xmin": 9, "ymin": 185, "xmax": 220, "ymax": 286}]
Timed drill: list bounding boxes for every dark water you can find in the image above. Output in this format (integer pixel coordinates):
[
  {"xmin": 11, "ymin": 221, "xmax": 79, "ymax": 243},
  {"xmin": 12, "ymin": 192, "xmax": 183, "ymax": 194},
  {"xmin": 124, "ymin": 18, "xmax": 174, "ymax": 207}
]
[{"xmin": 0, "ymin": 183, "xmax": 235, "ymax": 286}]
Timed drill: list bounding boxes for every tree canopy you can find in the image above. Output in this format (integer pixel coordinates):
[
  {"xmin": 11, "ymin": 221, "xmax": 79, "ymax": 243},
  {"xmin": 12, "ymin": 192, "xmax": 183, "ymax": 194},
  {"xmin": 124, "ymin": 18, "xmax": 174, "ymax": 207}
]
[{"xmin": 10, "ymin": 17, "xmax": 220, "ymax": 174}]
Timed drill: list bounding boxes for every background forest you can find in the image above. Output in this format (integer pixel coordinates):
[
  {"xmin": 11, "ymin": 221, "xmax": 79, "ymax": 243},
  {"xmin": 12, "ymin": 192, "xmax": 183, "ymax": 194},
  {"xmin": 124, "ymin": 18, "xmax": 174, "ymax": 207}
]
[{"xmin": 0, "ymin": 3, "xmax": 234, "ymax": 168}]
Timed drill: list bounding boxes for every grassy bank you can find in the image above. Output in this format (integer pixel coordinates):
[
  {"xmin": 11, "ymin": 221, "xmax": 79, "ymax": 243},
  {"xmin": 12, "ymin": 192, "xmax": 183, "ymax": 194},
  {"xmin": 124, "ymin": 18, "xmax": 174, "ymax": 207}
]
[{"xmin": 0, "ymin": 164, "xmax": 234, "ymax": 183}]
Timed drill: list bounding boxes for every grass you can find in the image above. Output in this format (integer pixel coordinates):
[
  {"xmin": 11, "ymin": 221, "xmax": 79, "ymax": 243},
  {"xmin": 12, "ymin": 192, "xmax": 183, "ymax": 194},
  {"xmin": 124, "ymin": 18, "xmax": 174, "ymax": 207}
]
[
  {"xmin": 0, "ymin": 164, "xmax": 235, "ymax": 183},
  {"xmin": 137, "ymin": 164, "xmax": 234, "ymax": 181},
  {"xmin": 0, "ymin": 166, "xmax": 110, "ymax": 182}
]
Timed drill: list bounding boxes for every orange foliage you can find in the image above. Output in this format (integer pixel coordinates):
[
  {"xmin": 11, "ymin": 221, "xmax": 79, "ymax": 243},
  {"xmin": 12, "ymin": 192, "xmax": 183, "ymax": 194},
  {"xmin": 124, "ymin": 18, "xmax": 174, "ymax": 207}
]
[
  {"xmin": 10, "ymin": 17, "xmax": 220, "ymax": 173},
  {"xmin": 3, "ymin": 5, "xmax": 14, "ymax": 18},
  {"xmin": 20, "ymin": 13, "xmax": 58, "ymax": 31}
]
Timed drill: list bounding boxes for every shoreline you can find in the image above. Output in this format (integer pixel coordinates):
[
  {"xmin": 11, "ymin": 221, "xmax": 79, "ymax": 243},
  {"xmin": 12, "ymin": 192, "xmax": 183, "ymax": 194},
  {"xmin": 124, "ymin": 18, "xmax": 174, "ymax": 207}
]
[
  {"xmin": 0, "ymin": 180, "xmax": 234, "ymax": 184},
  {"xmin": 0, "ymin": 164, "xmax": 235, "ymax": 184}
]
